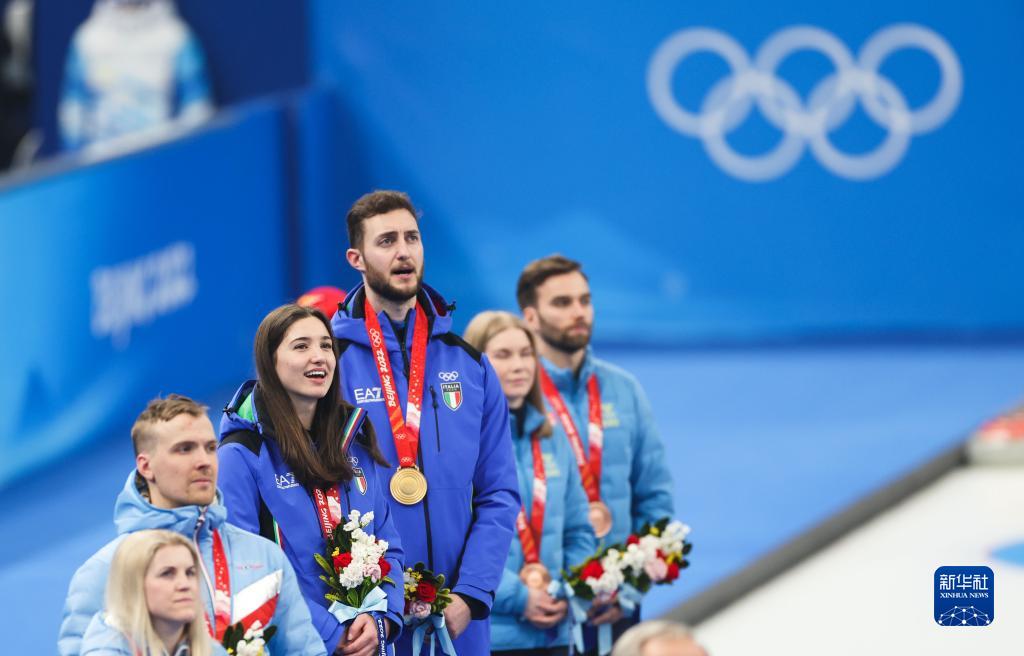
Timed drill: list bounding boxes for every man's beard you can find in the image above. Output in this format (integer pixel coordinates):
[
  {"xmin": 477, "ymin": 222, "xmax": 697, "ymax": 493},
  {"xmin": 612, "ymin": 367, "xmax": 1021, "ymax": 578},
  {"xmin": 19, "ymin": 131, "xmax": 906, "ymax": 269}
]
[
  {"xmin": 364, "ymin": 260, "xmax": 424, "ymax": 304},
  {"xmin": 536, "ymin": 313, "xmax": 592, "ymax": 354}
]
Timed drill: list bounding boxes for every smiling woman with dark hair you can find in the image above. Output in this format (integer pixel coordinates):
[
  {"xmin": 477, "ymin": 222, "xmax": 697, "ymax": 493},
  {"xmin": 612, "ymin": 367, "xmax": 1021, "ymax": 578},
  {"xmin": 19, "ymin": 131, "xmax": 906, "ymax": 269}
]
[{"xmin": 217, "ymin": 304, "xmax": 405, "ymax": 656}]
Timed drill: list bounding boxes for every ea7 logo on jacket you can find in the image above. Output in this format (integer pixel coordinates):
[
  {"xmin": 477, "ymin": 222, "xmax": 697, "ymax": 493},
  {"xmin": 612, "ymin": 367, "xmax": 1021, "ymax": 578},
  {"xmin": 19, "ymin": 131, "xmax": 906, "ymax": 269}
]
[
  {"xmin": 354, "ymin": 387, "xmax": 384, "ymax": 404},
  {"xmin": 276, "ymin": 472, "xmax": 299, "ymax": 490},
  {"xmin": 441, "ymin": 382, "xmax": 463, "ymax": 411}
]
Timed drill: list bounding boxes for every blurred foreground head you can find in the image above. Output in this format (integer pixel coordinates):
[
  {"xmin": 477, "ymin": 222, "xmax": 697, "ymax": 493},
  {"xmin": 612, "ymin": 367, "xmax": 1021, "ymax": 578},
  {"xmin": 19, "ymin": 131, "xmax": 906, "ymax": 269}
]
[{"xmin": 611, "ymin": 620, "xmax": 707, "ymax": 656}]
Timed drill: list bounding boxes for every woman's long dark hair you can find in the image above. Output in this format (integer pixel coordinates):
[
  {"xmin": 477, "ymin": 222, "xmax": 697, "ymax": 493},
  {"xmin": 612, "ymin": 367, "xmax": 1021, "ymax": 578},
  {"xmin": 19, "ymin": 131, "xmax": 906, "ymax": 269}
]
[{"xmin": 254, "ymin": 304, "xmax": 389, "ymax": 490}]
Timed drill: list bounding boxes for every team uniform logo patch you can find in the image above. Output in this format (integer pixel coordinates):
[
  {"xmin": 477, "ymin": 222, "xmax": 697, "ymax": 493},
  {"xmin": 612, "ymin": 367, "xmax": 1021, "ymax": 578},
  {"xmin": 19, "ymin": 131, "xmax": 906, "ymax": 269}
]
[{"xmin": 441, "ymin": 382, "xmax": 463, "ymax": 411}]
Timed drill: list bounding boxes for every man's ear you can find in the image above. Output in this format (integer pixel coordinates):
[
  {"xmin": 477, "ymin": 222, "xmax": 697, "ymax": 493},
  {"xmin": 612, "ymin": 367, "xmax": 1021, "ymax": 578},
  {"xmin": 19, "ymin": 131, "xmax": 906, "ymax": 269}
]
[
  {"xmin": 136, "ymin": 452, "xmax": 155, "ymax": 482},
  {"xmin": 522, "ymin": 306, "xmax": 539, "ymax": 331},
  {"xmin": 346, "ymin": 248, "xmax": 365, "ymax": 273}
]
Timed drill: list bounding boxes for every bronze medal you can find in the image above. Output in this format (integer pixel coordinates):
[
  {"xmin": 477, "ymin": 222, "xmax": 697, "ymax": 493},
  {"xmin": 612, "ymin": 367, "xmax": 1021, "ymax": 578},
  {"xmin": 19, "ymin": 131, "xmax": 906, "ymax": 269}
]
[
  {"xmin": 588, "ymin": 500, "xmax": 613, "ymax": 538},
  {"xmin": 390, "ymin": 467, "xmax": 428, "ymax": 505},
  {"xmin": 519, "ymin": 562, "xmax": 552, "ymax": 589}
]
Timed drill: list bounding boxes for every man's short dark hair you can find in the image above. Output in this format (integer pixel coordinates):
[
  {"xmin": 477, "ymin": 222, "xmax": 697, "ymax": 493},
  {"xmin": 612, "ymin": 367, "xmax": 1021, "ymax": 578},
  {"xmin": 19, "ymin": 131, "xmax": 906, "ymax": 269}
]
[
  {"xmin": 346, "ymin": 190, "xmax": 419, "ymax": 249},
  {"xmin": 131, "ymin": 394, "xmax": 208, "ymax": 455},
  {"xmin": 516, "ymin": 254, "xmax": 587, "ymax": 310}
]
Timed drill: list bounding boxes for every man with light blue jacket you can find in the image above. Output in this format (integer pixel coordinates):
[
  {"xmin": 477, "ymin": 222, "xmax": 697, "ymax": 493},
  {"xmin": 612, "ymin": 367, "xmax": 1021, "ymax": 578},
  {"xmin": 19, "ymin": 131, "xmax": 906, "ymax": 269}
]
[
  {"xmin": 517, "ymin": 255, "xmax": 676, "ymax": 651},
  {"xmin": 58, "ymin": 394, "xmax": 325, "ymax": 656}
]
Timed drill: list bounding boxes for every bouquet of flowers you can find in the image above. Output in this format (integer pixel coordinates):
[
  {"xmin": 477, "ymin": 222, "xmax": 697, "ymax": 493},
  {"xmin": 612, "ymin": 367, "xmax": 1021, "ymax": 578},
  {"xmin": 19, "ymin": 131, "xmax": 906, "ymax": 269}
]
[
  {"xmin": 619, "ymin": 519, "xmax": 692, "ymax": 594},
  {"xmin": 565, "ymin": 546, "xmax": 626, "ymax": 605},
  {"xmin": 314, "ymin": 509, "xmax": 394, "ymax": 625},
  {"xmin": 221, "ymin": 620, "xmax": 276, "ymax": 656},
  {"xmin": 402, "ymin": 563, "xmax": 456, "ymax": 656}
]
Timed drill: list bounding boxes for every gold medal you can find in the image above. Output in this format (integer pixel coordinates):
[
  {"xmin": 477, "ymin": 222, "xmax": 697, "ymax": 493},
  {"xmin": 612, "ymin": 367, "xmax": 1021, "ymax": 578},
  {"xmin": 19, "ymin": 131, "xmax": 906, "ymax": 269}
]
[
  {"xmin": 390, "ymin": 467, "xmax": 428, "ymax": 505},
  {"xmin": 519, "ymin": 562, "xmax": 552, "ymax": 589},
  {"xmin": 588, "ymin": 501, "xmax": 613, "ymax": 538}
]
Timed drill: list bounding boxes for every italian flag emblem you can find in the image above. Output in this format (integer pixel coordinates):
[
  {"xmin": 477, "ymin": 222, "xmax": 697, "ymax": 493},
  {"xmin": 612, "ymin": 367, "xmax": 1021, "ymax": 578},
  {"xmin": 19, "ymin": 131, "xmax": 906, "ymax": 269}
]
[{"xmin": 441, "ymin": 382, "xmax": 463, "ymax": 411}]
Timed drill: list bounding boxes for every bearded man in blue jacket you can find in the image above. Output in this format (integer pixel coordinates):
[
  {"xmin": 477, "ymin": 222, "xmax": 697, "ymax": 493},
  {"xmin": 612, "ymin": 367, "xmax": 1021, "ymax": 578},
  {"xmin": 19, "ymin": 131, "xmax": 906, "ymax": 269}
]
[
  {"xmin": 58, "ymin": 394, "xmax": 325, "ymax": 656},
  {"xmin": 517, "ymin": 255, "xmax": 676, "ymax": 653},
  {"xmin": 330, "ymin": 190, "xmax": 520, "ymax": 656}
]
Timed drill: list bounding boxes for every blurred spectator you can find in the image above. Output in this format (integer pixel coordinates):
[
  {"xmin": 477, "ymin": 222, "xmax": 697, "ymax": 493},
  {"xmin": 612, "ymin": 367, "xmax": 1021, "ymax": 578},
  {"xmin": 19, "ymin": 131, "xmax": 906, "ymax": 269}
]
[
  {"xmin": 79, "ymin": 529, "xmax": 224, "ymax": 656},
  {"xmin": 58, "ymin": 0, "xmax": 213, "ymax": 152},
  {"xmin": 610, "ymin": 621, "xmax": 706, "ymax": 656},
  {"xmin": 0, "ymin": 0, "xmax": 34, "ymax": 169}
]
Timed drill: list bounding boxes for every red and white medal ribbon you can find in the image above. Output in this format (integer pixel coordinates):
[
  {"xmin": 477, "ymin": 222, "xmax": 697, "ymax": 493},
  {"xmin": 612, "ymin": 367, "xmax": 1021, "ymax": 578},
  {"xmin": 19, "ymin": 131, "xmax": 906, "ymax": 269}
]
[
  {"xmin": 363, "ymin": 296, "xmax": 429, "ymax": 469},
  {"xmin": 312, "ymin": 485, "xmax": 343, "ymax": 541},
  {"xmin": 538, "ymin": 368, "xmax": 604, "ymax": 503},
  {"xmin": 515, "ymin": 429, "xmax": 547, "ymax": 563}
]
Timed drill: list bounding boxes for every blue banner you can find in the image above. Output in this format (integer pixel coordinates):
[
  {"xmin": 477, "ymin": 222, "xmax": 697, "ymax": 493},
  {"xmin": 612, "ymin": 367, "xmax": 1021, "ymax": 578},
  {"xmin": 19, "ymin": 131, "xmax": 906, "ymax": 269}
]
[
  {"xmin": 310, "ymin": 0, "xmax": 1024, "ymax": 342},
  {"xmin": 0, "ymin": 103, "xmax": 291, "ymax": 487}
]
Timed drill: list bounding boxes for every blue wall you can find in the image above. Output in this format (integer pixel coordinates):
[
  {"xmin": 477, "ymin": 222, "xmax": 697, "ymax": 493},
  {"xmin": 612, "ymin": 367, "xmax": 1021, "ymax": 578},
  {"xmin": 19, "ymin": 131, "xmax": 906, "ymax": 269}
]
[
  {"xmin": 308, "ymin": 0, "xmax": 1024, "ymax": 343},
  {"xmin": 0, "ymin": 102, "xmax": 293, "ymax": 488}
]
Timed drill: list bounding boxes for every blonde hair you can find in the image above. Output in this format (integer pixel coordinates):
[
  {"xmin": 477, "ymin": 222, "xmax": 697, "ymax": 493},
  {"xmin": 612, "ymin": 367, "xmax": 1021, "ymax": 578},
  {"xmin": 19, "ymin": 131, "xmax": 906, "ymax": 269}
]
[
  {"xmin": 463, "ymin": 310, "xmax": 552, "ymax": 438},
  {"xmin": 106, "ymin": 530, "xmax": 212, "ymax": 656},
  {"xmin": 611, "ymin": 620, "xmax": 703, "ymax": 656}
]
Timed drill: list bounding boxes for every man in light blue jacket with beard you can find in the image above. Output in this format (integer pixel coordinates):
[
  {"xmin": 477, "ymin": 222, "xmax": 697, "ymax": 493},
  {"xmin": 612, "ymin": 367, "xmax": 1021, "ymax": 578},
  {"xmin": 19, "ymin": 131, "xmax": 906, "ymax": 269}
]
[
  {"xmin": 58, "ymin": 394, "xmax": 325, "ymax": 656},
  {"xmin": 517, "ymin": 255, "xmax": 676, "ymax": 653}
]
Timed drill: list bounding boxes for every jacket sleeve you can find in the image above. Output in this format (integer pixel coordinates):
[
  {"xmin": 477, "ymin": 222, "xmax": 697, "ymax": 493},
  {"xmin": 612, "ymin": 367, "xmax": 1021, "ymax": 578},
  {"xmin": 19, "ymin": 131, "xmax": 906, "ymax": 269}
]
[
  {"xmin": 451, "ymin": 355, "xmax": 521, "ymax": 615},
  {"xmin": 627, "ymin": 378, "xmax": 676, "ymax": 530},
  {"xmin": 59, "ymin": 544, "xmax": 116, "ymax": 656},
  {"xmin": 216, "ymin": 442, "xmax": 261, "ymax": 534},
  {"xmin": 268, "ymin": 549, "xmax": 330, "ymax": 656},
  {"xmin": 562, "ymin": 443, "xmax": 598, "ymax": 571},
  {"xmin": 492, "ymin": 563, "xmax": 528, "ymax": 617},
  {"xmin": 370, "ymin": 463, "xmax": 406, "ymax": 642}
]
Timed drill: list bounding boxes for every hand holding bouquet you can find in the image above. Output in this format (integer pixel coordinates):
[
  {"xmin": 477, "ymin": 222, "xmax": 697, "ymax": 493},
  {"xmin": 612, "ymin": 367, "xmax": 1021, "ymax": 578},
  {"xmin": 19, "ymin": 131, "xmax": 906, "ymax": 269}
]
[
  {"xmin": 403, "ymin": 563, "xmax": 457, "ymax": 656},
  {"xmin": 313, "ymin": 509, "xmax": 394, "ymax": 625}
]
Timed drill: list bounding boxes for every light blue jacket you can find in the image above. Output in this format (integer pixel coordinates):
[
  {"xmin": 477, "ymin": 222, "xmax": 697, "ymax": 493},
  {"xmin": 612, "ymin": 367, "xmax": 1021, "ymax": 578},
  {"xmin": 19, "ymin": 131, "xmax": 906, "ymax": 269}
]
[
  {"xmin": 58, "ymin": 472, "xmax": 326, "ymax": 656},
  {"xmin": 490, "ymin": 403, "xmax": 596, "ymax": 650},
  {"xmin": 540, "ymin": 349, "xmax": 675, "ymax": 548},
  {"xmin": 80, "ymin": 612, "xmax": 228, "ymax": 656}
]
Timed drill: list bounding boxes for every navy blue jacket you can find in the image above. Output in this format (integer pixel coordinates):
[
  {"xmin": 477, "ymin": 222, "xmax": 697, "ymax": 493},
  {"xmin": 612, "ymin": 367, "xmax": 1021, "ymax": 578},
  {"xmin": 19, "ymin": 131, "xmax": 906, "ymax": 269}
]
[
  {"xmin": 218, "ymin": 381, "xmax": 405, "ymax": 653},
  {"xmin": 332, "ymin": 284, "xmax": 520, "ymax": 656}
]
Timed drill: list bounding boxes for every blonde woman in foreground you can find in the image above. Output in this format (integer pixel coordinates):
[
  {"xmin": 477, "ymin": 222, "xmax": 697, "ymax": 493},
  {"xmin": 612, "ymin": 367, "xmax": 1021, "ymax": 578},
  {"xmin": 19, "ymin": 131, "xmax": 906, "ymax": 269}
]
[{"xmin": 80, "ymin": 529, "xmax": 227, "ymax": 656}]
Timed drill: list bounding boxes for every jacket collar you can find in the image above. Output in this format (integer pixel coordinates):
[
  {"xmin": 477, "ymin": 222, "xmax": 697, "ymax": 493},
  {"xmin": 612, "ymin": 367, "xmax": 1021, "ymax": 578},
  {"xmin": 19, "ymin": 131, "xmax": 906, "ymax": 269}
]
[
  {"xmin": 331, "ymin": 282, "xmax": 454, "ymax": 350},
  {"xmin": 539, "ymin": 346, "xmax": 595, "ymax": 393},
  {"xmin": 510, "ymin": 402, "xmax": 548, "ymax": 439},
  {"xmin": 113, "ymin": 470, "xmax": 227, "ymax": 538}
]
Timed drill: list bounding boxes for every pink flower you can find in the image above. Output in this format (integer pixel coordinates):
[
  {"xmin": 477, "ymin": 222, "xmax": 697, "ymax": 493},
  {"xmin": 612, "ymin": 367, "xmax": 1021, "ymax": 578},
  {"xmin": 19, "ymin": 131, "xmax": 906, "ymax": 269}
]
[
  {"xmin": 363, "ymin": 562, "xmax": 383, "ymax": 581},
  {"xmin": 644, "ymin": 557, "xmax": 669, "ymax": 582},
  {"xmin": 409, "ymin": 600, "xmax": 432, "ymax": 619}
]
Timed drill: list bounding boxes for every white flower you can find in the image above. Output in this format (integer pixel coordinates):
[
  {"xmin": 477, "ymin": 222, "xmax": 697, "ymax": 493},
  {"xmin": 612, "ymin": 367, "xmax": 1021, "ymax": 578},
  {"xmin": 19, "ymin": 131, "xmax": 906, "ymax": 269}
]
[{"xmin": 360, "ymin": 511, "xmax": 374, "ymax": 527}]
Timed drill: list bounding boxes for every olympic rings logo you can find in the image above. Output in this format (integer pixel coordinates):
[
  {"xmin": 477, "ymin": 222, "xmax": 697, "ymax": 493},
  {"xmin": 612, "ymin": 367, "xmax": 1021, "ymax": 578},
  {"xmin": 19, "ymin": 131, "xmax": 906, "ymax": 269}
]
[
  {"xmin": 369, "ymin": 329, "xmax": 383, "ymax": 348},
  {"xmin": 646, "ymin": 24, "xmax": 963, "ymax": 181},
  {"xmin": 438, "ymin": 371, "xmax": 460, "ymax": 382}
]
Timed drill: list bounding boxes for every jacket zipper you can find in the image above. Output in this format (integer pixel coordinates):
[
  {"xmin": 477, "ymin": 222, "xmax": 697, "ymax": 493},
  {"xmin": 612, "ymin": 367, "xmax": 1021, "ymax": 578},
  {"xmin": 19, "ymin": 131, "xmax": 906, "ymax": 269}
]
[{"xmin": 430, "ymin": 386, "xmax": 442, "ymax": 452}]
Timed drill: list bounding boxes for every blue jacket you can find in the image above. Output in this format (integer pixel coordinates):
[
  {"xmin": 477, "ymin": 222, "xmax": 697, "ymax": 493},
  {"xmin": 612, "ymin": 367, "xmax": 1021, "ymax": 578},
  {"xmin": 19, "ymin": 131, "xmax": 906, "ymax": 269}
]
[
  {"xmin": 540, "ymin": 349, "xmax": 675, "ymax": 548},
  {"xmin": 490, "ymin": 404, "xmax": 596, "ymax": 651},
  {"xmin": 58, "ymin": 472, "xmax": 326, "ymax": 656},
  {"xmin": 80, "ymin": 612, "xmax": 228, "ymax": 656},
  {"xmin": 217, "ymin": 381, "xmax": 405, "ymax": 652},
  {"xmin": 332, "ymin": 284, "xmax": 520, "ymax": 656}
]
